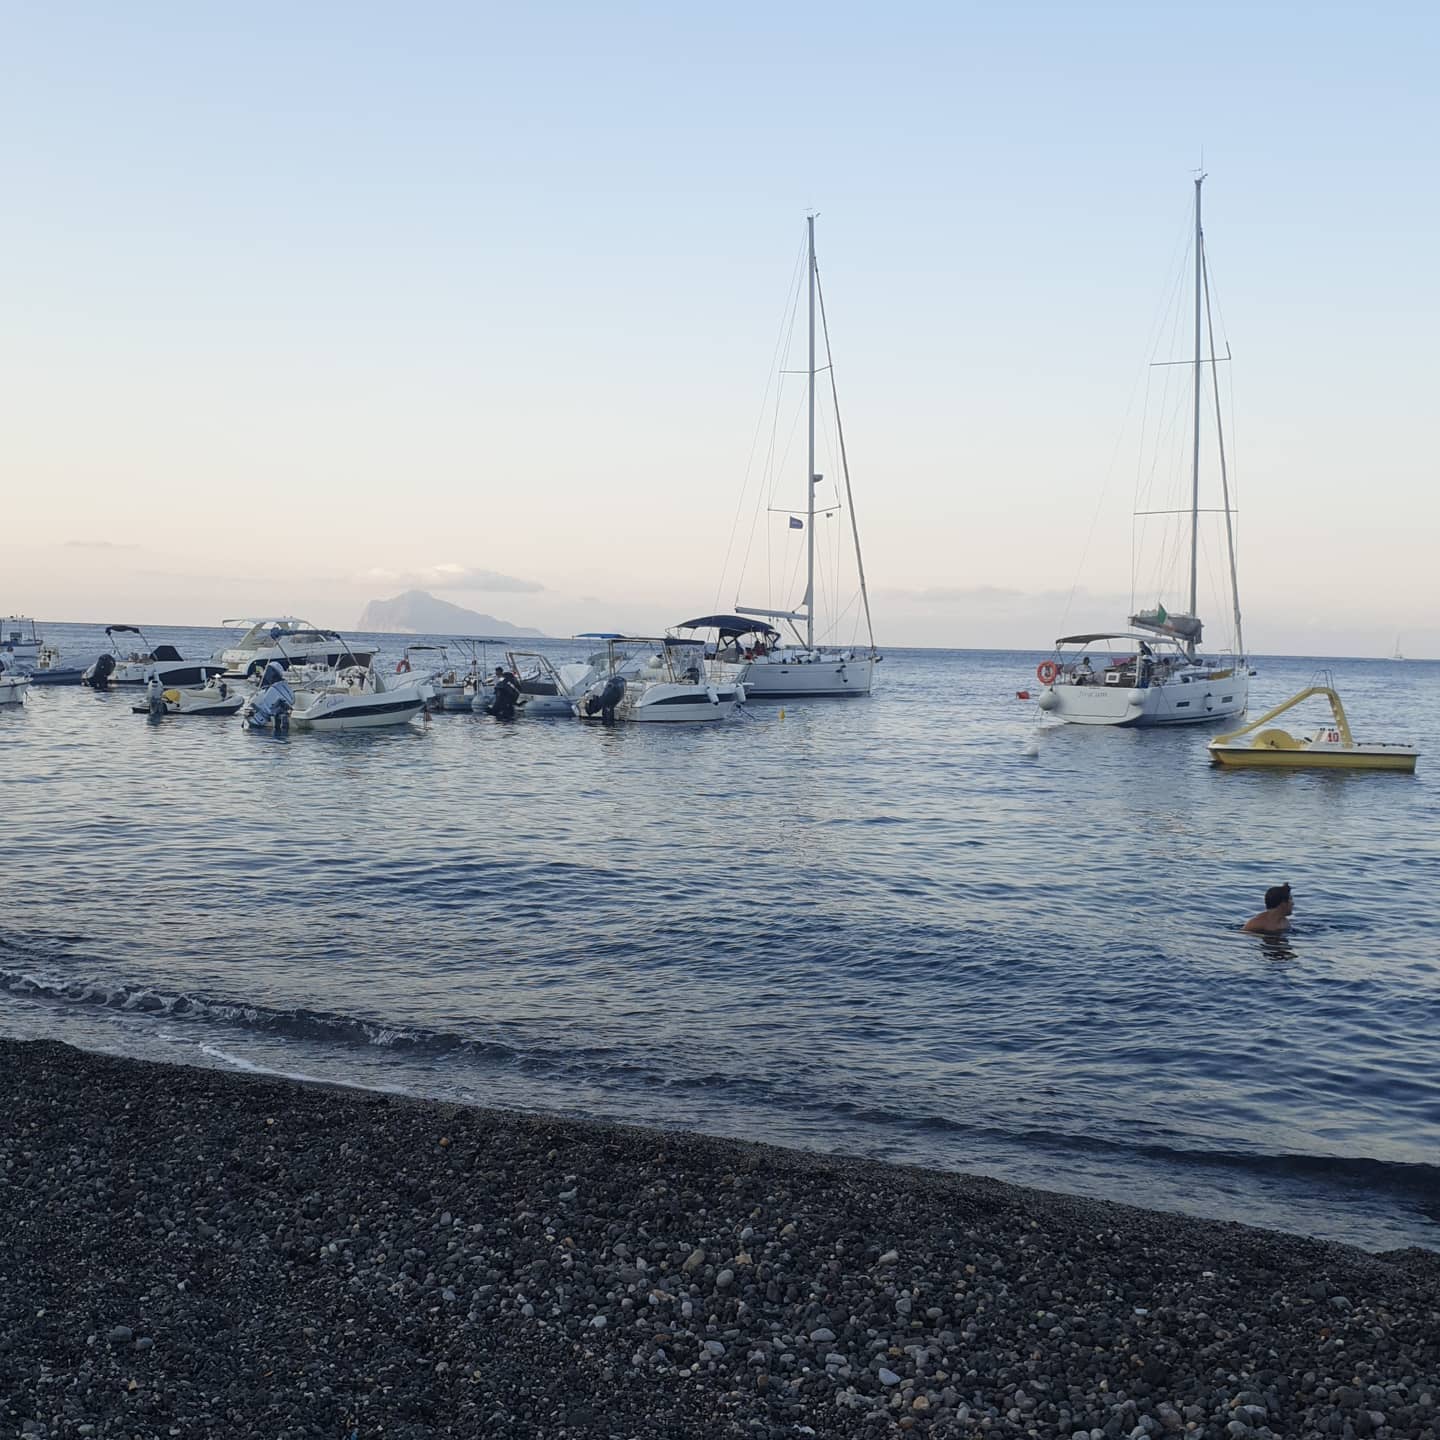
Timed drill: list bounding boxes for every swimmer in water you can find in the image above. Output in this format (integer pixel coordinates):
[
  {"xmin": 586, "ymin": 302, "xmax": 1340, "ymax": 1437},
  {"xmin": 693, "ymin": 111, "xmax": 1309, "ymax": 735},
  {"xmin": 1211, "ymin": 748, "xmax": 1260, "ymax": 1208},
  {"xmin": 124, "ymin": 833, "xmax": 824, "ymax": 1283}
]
[{"xmin": 1244, "ymin": 883, "xmax": 1294, "ymax": 935}]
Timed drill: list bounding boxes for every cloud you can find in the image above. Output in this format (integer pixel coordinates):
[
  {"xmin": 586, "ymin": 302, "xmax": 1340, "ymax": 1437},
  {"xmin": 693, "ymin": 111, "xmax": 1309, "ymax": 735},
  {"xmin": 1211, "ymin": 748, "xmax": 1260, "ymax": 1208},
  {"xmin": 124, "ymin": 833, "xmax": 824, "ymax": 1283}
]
[{"xmin": 360, "ymin": 563, "xmax": 543, "ymax": 594}]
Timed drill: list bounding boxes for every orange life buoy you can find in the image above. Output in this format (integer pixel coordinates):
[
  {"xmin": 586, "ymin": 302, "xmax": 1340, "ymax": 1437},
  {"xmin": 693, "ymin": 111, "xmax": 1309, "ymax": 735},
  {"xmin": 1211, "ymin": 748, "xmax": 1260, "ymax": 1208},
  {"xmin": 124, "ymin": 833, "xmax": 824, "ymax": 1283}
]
[
  {"xmin": 1036, "ymin": 660, "xmax": 1060, "ymax": 685},
  {"xmin": 396, "ymin": 658, "xmax": 411, "ymax": 673}
]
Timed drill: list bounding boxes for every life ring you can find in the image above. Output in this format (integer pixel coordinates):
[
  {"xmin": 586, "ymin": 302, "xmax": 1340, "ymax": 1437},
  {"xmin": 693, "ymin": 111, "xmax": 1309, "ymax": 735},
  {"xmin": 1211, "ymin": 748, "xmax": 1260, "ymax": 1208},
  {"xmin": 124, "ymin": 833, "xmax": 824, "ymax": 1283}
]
[
  {"xmin": 1036, "ymin": 660, "xmax": 1060, "ymax": 685},
  {"xmin": 395, "ymin": 658, "xmax": 411, "ymax": 674}
]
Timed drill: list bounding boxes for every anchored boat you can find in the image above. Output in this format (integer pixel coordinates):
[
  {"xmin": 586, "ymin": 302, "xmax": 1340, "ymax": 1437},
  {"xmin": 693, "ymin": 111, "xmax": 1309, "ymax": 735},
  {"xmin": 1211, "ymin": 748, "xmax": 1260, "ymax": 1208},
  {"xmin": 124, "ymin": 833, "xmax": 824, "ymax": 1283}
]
[
  {"xmin": 1036, "ymin": 175, "xmax": 1251, "ymax": 727},
  {"xmin": 1208, "ymin": 686, "xmax": 1418, "ymax": 772}
]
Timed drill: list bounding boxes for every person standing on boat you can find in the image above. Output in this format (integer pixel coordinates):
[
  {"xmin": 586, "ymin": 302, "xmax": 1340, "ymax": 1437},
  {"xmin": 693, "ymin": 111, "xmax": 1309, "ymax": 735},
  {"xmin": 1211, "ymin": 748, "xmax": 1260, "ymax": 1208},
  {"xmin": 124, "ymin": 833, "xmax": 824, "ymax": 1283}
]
[{"xmin": 1244, "ymin": 884, "xmax": 1294, "ymax": 934}]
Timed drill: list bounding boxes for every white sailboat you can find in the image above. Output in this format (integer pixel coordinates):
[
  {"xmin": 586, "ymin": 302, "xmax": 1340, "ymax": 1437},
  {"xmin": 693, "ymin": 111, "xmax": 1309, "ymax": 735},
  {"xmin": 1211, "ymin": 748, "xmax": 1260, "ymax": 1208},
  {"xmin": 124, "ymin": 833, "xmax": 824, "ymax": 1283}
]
[
  {"xmin": 716, "ymin": 217, "xmax": 879, "ymax": 699},
  {"xmin": 1037, "ymin": 176, "xmax": 1251, "ymax": 727}
]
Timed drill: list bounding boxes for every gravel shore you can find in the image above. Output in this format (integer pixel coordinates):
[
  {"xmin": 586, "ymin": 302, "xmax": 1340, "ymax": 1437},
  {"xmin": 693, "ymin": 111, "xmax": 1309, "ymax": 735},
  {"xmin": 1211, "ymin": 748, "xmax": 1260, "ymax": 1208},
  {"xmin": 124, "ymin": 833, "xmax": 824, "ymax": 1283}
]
[{"xmin": 2, "ymin": 1040, "xmax": 1437, "ymax": 1439}]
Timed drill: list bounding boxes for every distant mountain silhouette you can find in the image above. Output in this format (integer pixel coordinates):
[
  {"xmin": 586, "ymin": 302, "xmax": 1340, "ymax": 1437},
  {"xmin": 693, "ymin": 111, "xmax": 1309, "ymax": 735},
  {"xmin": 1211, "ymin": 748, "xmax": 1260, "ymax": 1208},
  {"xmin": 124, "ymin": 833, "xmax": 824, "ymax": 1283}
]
[{"xmin": 357, "ymin": 590, "xmax": 544, "ymax": 637}]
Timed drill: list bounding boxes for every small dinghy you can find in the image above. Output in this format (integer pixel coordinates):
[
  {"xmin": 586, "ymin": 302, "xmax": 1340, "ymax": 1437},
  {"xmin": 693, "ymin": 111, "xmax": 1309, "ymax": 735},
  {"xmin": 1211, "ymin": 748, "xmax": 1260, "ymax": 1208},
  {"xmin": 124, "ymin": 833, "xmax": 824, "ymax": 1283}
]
[
  {"xmin": 1208, "ymin": 685, "xmax": 1418, "ymax": 772},
  {"xmin": 132, "ymin": 675, "xmax": 244, "ymax": 717}
]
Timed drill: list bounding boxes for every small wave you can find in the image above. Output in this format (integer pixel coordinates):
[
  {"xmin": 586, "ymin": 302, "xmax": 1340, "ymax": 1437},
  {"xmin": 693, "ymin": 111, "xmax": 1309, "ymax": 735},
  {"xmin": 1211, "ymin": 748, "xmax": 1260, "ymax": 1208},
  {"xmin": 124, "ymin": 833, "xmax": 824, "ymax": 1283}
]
[{"xmin": 0, "ymin": 966, "xmax": 514, "ymax": 1061}]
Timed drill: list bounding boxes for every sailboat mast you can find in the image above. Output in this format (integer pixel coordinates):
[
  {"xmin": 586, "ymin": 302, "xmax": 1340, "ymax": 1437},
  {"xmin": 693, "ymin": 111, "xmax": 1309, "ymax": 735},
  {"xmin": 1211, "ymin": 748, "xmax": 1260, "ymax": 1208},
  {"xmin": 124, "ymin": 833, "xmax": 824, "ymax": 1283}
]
[
  {"xmin": 1188, "ymin": 174, "xmax": 1204, "ymax": 655},
  {"xmin": 806, "ymin": 214, "xmax": 817, "ymax": 650}
]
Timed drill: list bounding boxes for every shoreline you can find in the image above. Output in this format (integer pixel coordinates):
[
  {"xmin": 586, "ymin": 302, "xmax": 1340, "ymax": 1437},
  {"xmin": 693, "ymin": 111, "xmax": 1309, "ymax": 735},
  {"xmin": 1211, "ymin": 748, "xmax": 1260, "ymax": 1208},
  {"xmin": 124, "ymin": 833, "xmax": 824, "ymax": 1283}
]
[{"xmin": 3, "ymin": 1040, "xmax": 1437, "ymax": 1439}]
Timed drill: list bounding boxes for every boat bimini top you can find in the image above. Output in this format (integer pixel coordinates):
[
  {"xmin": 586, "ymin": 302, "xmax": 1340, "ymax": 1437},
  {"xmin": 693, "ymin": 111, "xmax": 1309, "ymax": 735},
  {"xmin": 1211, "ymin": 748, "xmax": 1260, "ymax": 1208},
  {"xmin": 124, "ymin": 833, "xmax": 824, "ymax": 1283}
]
[
  {"xmin": 1054, "ymin": 631, "xmax": 1189, "ymax": 649},
  {"xmin": 674, "ymin": 615, "xmax": 781, "ymax": 643}
]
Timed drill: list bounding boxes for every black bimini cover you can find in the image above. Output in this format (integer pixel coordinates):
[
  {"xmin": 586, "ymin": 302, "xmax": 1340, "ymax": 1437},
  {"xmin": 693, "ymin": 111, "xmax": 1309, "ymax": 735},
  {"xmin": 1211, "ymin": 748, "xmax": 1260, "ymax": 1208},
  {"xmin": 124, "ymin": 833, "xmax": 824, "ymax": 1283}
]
[{"xmin": 676, "ymin": 615, "xmax": 780, "ymax": 642}]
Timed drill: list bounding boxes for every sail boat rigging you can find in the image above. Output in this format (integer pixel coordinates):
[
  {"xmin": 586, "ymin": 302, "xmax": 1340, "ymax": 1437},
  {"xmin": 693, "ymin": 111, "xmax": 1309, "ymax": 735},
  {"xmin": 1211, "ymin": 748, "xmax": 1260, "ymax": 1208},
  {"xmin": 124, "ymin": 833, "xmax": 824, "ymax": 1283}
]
[
  {"xmin": 1035, "ymin": 176, "xmax": 1252, "ymax": 727},
  {"xmin": 678, "ymin": 216, "xmax": 879, "ymax": 698}
]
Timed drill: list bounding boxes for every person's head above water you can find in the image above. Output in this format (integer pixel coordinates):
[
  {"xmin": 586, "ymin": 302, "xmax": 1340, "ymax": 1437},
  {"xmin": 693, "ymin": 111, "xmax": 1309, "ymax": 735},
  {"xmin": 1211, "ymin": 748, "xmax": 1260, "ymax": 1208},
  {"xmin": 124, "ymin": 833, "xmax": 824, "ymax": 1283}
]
[{"xmin": 1264, "ymin": 883, "xmax": 1293, "ymax": 913}]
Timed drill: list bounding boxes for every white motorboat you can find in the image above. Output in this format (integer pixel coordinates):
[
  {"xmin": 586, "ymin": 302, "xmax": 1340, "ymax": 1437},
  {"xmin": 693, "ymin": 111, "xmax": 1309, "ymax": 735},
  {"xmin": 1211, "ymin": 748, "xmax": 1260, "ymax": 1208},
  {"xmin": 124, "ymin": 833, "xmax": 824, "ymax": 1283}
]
[
  {"xmin": 570, "ymin": 637, "xmax": 744, "ymax": 723},
  {"xmin": 216, "ymin": 617, "xmax": 374, "ymax": 678},
  {"xmin": 507, "ymin": 652, "xmax": 584, "ymax": 717},
  {"xmin": 1, "ymin": 617, "xmax": 41, "ymax": 671},
  {"xmin": 394, "ymin": 643, "xmax": 472, "ymax": 711},
  {"xmin": 0, "ymin": 657, "xmax": 30, "ymax": 705},
  {"xmin": 716, "ymin": 217, "xmax": 880, "ymax": 699},
  {"xmin": 489, "ymin": 650, "xmax": 594, "ymax": 718},
  {"xmin": 1036, "ymin": 175, "xmax": 1250, "ymax": 728},
  {"xmin": 83, "ymin": 625, "xmax": 225, "ymax": 689},
  {"xmin": 2, "ymin": 617, "xmax": 85, "ymax": 685},
  {"xmin": 242, "ymin": 658, "xmax": 430, "ymax": 734},
  {"xmin": 132, "ymin": 674, "xmax": 244, "ymax": 717}
]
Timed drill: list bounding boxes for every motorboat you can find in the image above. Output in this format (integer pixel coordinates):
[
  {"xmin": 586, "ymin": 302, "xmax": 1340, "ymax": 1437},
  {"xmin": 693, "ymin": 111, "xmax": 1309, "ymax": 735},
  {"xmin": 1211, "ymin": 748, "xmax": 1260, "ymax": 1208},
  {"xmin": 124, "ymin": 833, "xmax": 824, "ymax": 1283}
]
[
  {"xmin": 83, "ymin": 625, "xmax": 225, "ymax": 689},
  {"xmin": 398, "ymin": 641, "xmax": 510, "ymax": 713},
  {"xmin": 1, "ymin": 617, "xmax": 41, "ymax": 670},
  {"xmin": 242, "ymin": 658, "xmax": 430, "ymax": 734},
  {"xmin": 27, "ymin": 646, "xmax": 86, "ymax": 685},
  {"xmin": 569, "ymin": 636, "xmax": 744, "ymax": 723},
  {"xmin": 394, "ymin": 643, "xmax": 469, "ymax": 711},
  {"xmin": 0, "ymin": 657, "xmax": 30, "ymax": 705},
  {"xmin": 1035, "ymin": 175, "xmax": 1251, "ymax": 728},
  {"xmin": 1208, "ymin": 685, "xmax": 1418, "ymax": 772},
  {"xmin": 132, "ymin": 674, "xmax": 244, "ymax": 717},
  {"xmin": 713, "ymin": 217, "xmax": 880, "ymax": 699},
  {"xmin": 0, "ymin": 618, "xmax": 83, "ymax": 684},
  {"xmin": 215, "ymin": 617, "xmax": 374, "ymax": 678},
  {"xmin": 512, "ymin": 652, "xmax": 583, "ymax": 717},
  {"xmin": 1036, "ymin": 632, "xmax": 1249, "ymax": 727},
  {"xmin": 499, "ymin": 651, "xmax": 585, "ymax": 718}
]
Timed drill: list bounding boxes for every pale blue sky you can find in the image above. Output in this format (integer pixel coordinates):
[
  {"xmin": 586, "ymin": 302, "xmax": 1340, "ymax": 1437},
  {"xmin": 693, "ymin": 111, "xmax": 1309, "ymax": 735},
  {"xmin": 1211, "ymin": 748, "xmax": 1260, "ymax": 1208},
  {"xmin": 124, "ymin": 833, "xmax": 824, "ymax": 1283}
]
[{"xmin": 2, "ymin": 1, "xmax": 1436, "ymax": 653}]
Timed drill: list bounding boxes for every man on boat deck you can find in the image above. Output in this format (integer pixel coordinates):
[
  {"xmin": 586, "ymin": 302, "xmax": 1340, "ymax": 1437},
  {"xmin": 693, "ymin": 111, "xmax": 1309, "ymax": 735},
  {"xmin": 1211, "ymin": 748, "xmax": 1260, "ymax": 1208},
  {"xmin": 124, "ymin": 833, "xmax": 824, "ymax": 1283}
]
[{"xmin": 1244, "ymin": 883, "xmax": 1294, "ymax": 935}]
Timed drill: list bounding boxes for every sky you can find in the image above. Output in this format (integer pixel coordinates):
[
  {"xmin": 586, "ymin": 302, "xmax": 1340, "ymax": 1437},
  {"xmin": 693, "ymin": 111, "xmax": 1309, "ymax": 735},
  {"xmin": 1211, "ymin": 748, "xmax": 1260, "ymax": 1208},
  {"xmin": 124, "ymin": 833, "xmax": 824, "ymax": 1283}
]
[{"xmin": 1, "ymin": 0, "xmax": 1436, "ymax": 656}]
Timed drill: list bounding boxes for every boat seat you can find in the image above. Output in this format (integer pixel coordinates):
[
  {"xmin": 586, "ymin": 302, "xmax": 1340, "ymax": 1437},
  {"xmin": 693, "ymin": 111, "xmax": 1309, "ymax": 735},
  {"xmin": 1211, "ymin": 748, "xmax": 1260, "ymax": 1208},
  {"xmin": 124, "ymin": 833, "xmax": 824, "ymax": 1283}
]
[{"xmin": 1254, "ymin": 728, "xmax": 1301, "ymax": 750}]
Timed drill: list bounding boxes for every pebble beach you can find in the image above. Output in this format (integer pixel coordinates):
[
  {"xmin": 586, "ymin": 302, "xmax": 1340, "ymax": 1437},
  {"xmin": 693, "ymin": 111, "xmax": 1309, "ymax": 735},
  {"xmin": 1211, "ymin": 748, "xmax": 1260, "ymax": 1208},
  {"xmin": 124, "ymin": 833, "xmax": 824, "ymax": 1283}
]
[{"xmin": 3, "ymin": 1040, "xmax": 1438, "ymax": 1439}]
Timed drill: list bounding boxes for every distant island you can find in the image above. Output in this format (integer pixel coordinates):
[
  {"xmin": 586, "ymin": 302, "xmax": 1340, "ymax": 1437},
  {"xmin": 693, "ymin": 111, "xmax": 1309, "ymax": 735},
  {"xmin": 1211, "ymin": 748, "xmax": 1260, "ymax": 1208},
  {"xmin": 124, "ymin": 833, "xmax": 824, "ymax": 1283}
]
[{"xmin": 357, "ymin": 590, "xmax": 544, "ymax": 638}]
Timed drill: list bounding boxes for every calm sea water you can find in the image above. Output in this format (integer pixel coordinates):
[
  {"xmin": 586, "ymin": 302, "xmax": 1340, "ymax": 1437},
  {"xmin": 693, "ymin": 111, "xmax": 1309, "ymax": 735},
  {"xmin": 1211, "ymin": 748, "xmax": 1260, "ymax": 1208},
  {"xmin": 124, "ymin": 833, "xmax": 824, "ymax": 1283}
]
[{"xmin": 2, "ymin": 622, "xmax": 1437, "ymax": 1251}]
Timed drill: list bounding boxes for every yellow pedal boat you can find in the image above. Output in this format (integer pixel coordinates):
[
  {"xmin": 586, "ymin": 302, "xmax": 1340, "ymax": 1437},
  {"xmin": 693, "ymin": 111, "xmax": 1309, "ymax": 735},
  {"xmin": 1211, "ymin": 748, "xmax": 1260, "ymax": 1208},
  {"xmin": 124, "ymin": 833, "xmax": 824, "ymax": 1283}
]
[{"xmin": 1208, "ymin": 685, "xmax": 1418, "ymax": 772}]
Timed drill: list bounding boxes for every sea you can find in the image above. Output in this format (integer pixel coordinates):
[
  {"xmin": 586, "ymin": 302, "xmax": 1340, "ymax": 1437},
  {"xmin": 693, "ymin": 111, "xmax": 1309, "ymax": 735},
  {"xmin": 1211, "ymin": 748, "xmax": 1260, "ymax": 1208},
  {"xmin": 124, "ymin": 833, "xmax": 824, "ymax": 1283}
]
[{"xmin": 2, "ymin": 622, "xmax": 1437, "ymax": 1252}]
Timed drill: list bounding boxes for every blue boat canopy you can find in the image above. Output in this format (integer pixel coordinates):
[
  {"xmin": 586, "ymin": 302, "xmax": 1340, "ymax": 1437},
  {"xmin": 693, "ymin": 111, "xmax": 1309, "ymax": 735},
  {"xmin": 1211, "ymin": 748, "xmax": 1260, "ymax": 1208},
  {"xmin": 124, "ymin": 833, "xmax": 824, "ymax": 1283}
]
[{"xmin": 675, "ymin": 615, "xmax": 780, "ymax": 641}]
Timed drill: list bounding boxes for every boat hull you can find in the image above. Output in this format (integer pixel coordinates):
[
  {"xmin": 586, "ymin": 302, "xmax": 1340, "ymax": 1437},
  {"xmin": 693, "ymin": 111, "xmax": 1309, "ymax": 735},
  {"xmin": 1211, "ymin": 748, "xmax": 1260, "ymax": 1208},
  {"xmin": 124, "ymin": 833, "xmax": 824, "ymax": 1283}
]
[
  {"xmin": 1039, "ymin": 670, "xmax": 1248, "ymax": 727},
  {"xmin": 578, "ymin": 683, "xmax": 743, "ymax": 723},
  {"xmin": 0, "ymin": 678, "xmax": 29, "ymax": 705},
  {"xmin": 97, "ymin": 661, "xmax": 227, "ymax": 688},
  {"xmin": 291, "ymin": 696, "xmax": 427, "ymax": 732},
  {"xmin": 1209, "ymin": 745, "xmax": 1417, "ymax": 772},
  {"xmin": 741, "ymin": 653, "xmax": 874, "ymax": 699}
]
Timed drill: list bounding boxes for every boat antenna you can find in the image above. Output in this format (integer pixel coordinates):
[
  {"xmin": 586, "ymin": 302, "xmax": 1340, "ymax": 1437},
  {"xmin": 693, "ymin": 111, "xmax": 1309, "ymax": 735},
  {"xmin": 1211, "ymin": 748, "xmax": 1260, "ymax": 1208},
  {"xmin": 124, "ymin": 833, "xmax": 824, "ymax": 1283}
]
[
  {"xmin": 814, "ymin": 252, "xmax": 876, "ymax": 656},
  {"xmin": 805, "ymin": 213, "xmax": 817, "ymax": 650},
  {"xmin": 1187, "ymin": 173, "xmax": 1205, "ymax": 659},
  {"xmin": 1202, "ymin": 237, "xmax": 1244, "ymax": 660}
]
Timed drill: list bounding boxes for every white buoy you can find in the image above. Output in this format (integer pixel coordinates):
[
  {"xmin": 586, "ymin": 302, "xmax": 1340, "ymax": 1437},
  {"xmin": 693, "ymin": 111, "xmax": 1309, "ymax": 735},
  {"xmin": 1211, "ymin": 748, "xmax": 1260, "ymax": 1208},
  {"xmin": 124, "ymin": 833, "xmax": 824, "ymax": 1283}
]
[{"xmin": 1021, "ymin": 729, "xmax": 1042, "ymax": 758}]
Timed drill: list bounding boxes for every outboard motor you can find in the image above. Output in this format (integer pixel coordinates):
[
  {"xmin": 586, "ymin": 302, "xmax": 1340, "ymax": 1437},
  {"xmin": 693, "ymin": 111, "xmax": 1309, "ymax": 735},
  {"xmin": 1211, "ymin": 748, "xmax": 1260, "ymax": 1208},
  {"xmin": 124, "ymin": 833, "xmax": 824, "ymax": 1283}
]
[
  {"xmin": 85, "ymin": 652, "xmax": 116, "ymax": 690},
  {"xmin": 490, "ymin": 672, "xmax": 520, "ymax": 721},
  {"xmin": 146, "ymin": 672, "xmax": 166, "ymax": 718},
  {"xmin": 259, "ymin": 659, "xmax": 288, "ymax": 689},
  {"xmin": 243, "ymin": 673, "xmax": 295, "ymax": 734},
  {"xmin": 583, "ymin": 674, "xmax": 626, "ymax": 723}
]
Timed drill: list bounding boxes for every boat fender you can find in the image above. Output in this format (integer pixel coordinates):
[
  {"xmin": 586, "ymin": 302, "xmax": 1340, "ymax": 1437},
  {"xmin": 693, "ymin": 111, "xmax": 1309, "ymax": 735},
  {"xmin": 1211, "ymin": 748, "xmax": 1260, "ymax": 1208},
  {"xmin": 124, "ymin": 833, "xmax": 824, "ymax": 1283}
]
[
  {"xmin": 1036, "ymin": 660, "xmax": 1060, "ymax": 685},
  {"xmin": 706, "ymin": 685, "xmax": 718, "ymax": 705},
  {"xmin": 396, "ymin": 658, "xmax": 411, "ymax": 673}
]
